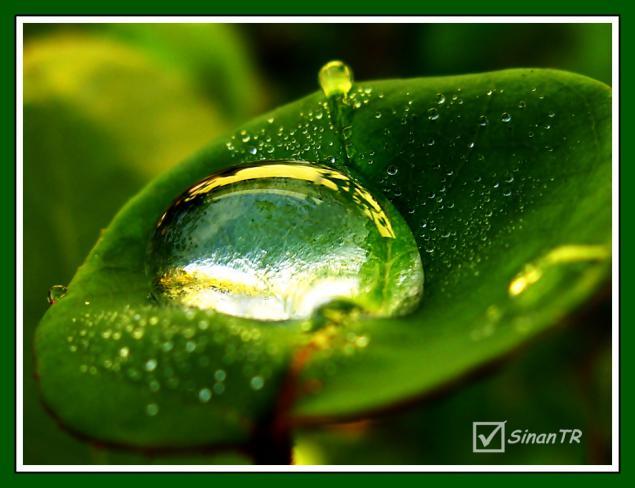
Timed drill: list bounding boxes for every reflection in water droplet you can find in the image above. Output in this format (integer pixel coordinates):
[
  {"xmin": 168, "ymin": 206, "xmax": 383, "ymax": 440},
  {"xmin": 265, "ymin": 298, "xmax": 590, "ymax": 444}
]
[
  {"xmin": 318, "ymin": 60, "xmax": 353, "ymax": 98},
  {"xmin": 47, "ymin": 285, "xmax": 67, "ymax": 304},
  {"xmin": 148, "ymin": 161, "xmax": 423, "ymax": 321}
]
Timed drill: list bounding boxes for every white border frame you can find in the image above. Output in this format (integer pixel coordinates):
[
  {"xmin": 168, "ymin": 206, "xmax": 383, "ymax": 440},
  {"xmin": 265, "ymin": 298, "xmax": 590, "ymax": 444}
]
[{"xmin": 15, "ymin": 15, "xmax": 620, "ymax": 473}]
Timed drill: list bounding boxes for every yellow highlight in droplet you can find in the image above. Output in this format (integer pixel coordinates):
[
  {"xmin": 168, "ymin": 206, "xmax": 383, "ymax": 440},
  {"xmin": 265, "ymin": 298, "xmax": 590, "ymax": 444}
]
[
  {"xmin": 508, "ymin": 244, "xmax": 610, "ymax": 297},
  {"xmin": 318, "ymin": 60, "xmax": 353, "ymax": 98},
  {"xmin": 176, "ymin": 162, "xmax": 395, "ymax": 238}
]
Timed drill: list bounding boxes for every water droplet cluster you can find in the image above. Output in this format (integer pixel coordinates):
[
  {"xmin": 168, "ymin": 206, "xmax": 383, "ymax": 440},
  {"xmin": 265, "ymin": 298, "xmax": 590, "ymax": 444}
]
[
  {"xmin": 337, "ymin": 81, "xmax": 589, "ymax": 301},
  {"xmin": 62, "ymin": 304, "xmax": 286, "ymax": 417}
]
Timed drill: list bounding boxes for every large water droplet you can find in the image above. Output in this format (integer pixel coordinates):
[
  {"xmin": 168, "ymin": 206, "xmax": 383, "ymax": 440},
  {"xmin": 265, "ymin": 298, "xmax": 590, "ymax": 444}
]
[
  {"xmin": 318, "ymin": 60, "xmax": 353, "ymax": 98},
  {"xmin": 148, "ymin": 161, "xmax": 423, "ymax": 321}
]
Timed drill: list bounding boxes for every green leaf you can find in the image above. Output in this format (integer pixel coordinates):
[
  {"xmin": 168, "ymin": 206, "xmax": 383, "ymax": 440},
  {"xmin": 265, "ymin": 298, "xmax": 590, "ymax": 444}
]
[{"xmin": 35, "ymin": 68, "xmax": 611, "ymax": 450}]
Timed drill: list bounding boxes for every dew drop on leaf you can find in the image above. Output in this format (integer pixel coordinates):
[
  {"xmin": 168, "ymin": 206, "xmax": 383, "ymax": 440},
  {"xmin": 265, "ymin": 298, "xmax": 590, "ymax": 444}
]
[
  {"xmin": 145, "ymin": 403, "xmax": 159, "ymax": 416},
  {"xmin": 250, "ymin": 375, "xmax": 265, "ymax": 390},
  {"xmin": 147, "ymin": 161, "xmax": 423, "ymax": 321},
  {"xmin": 47, "ymin": 284, "xmax": 67, "ymax": 304},
  {"xmin": 198, "ymin": 388, "xmax": 212, "ymax": 403}
]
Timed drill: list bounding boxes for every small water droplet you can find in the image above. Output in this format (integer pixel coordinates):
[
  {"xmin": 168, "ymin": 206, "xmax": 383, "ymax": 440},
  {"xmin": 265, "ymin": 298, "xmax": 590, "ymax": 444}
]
[
  {"xmin": 436, "ymin": 93, "xmax": 446, "ymax": 104},
  {"xmin": 427, "ymin": 108, "xmax": 439, "ymax": 121},
  {"xmin": 478, "ymin": 115, "xmax": 489, "ymax": 127},
  {"xmin": 501, "ymin": 112, "xmax": 512, "ymax": 123},
  {"xmin": 145, "ymin": 403, "xmax": 159, "ymax": 416},
  {"xmin": 386, "ymin": 165, "xmax": 398, "ymax": 176},
  {"xmin": 250, "ymin": 375, "xmax": 265, "ymax": 390},
  {"xmin": 47, "ymin": 285, "xmax": 67, "ymax": 304},
  {"xmin": 198, "ymin": 388, "xmax": 212, "ymax": 403},
  {"xmin": 145, "ymin": 359, "xmax": 157, "ymax": 372}
]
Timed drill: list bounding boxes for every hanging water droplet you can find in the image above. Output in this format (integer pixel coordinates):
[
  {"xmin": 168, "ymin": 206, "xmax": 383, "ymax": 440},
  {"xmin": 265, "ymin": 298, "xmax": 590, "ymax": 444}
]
[
  {"xmin": 501, "ymin": 112, "xmax": 512, "ymax": 123},
  {"xmin": 148, "ymin": 161, "xmax": 424, "ymax": 321},
  {"xmin": 318, "ymin": 60, "xmax": 353, "ymax": 98},
  {"xmin": 47, "ymin": 285, "xmax": 67, "ymax": 304}
]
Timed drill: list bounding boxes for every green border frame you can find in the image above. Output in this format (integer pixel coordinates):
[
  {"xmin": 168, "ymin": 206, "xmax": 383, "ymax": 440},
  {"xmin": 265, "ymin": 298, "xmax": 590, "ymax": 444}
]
[{"xmin": 3, "ymin": 0, "xmax": 626, "ymax": 483}]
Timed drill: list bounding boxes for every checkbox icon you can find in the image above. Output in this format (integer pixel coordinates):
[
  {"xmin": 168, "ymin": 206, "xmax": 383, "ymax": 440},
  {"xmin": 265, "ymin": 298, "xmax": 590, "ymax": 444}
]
[{"xmin": 473, "ymin": 421, "xmax": 506, "ymax": 453}]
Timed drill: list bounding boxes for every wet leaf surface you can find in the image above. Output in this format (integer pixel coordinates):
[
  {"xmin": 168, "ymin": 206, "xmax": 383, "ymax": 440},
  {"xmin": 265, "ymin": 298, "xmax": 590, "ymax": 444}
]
[{"xmin": 35, "ymin": 68, "xmax": 611, "ymax": 450}]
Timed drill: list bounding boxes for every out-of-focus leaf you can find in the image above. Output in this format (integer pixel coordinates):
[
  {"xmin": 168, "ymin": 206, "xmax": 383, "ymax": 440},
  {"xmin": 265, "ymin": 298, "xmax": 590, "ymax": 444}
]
[{"xmin": 23, "ymin": 27, "xmax": 261, "ymax": 463}]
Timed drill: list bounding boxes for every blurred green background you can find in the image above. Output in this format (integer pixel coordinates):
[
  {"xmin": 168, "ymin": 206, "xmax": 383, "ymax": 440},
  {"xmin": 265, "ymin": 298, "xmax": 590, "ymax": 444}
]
[{"xmin": 22, "ymin": 23, "xmax": 612, "ymax": 465}]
